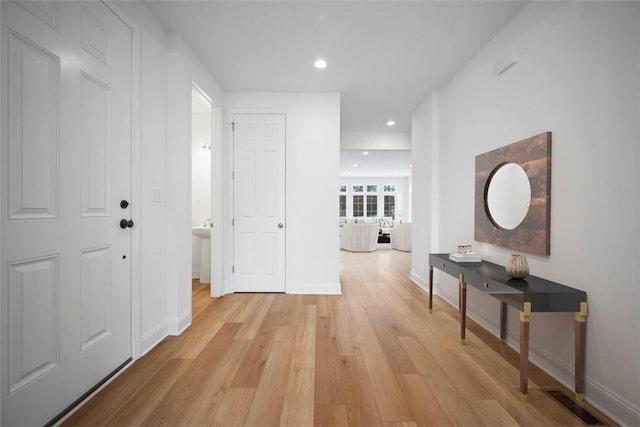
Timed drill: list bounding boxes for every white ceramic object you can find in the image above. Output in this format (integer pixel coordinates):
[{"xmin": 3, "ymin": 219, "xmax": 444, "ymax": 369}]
[{"xmin": 192, "ymin": 226, "xmax": 211, "ymax": 283}]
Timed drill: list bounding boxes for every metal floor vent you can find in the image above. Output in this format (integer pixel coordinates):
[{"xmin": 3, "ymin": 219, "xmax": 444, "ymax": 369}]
[{"xmin": 544, "ymin": 390, "xmax": 605, "ymax": 426}]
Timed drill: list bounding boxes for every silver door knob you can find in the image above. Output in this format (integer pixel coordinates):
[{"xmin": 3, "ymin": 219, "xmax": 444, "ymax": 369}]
[{"xmin": 278, "ymin": 223, "xmax": 284, "ymax": 229}]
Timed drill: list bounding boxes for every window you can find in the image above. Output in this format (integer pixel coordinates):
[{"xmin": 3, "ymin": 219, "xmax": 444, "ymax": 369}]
[
  {"xmin": 384, "ymin": 184, "xmax": 396, "ymax": 193},
  {"xmin": 352, "ymin": 185, "xmax": 363, "ymax": 193},
  {"xmin": 340, "ymin": 184, "xmax": 347, "ymax": 192},
  {"xmin": 366, "ymin": 185, "xmax": 378, "ymax": 193},
  {"xmin": 366, "ymin": 195, "xmax": 377, "ymax": 217},
  {"xmin": 384, "ymin": 195, "xmax": 395, "ymax": 219},
  {"xmin": 353, "ymin": 195, "xmax": 364, "ymax": 217},
  {"xmin": 339, "ymin": 195, "xmax": 346, "ymax": 217}
]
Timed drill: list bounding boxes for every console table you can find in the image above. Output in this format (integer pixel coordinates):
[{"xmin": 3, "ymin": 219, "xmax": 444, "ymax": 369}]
[{"xmin": 428, "ymin": 253, "xmax": 587, "ymax": 401}]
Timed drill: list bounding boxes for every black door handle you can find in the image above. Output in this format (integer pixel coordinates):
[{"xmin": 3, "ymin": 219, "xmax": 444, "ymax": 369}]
[
  {"xmin": 120, "ymin": 219, "xmax": 134, "ymax": 229},
  {"xmin": 120, "ymin": 200, "xmax": 129, "ymax": 209}
]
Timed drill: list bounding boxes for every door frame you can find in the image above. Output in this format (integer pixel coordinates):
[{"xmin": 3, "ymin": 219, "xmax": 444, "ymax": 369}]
[
  {"xmin": 189, "ymin": 82, "xmax": 224, "ymax": 298},
  {"xmin": 226, "ymin": 110, "xmax": 287, "ymax": 293},
  {"xmin": 102, "ymin": 0, "xmax": 142, "ymax": 361}
]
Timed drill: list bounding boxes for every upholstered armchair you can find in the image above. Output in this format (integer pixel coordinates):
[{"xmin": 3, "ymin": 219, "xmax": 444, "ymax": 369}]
[
  {"xmin": 391, "ymin": 223, "xmax": 412, "ymax": 251},
  {"xmin": 340, "ymin": 223, "xmax": 379, "ymax": 252}
]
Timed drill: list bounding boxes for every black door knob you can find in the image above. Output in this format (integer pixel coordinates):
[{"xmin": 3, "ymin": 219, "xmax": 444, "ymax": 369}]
[
  {"xmin": 120, "ymin": 200, "xmax": 129, "ymax": 209},
  {"xmin": 120, "ymin": 219, "xmax": 134, "ymax": 229}
]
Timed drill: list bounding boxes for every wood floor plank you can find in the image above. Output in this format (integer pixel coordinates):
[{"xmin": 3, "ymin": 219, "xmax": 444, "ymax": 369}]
[
  {"xmin": 397, "ymin": 373, "xmax": 457, "ymax": 426},
  {"xmin": 363, "ymin": 306, "xmax": 418, "ymax": 374},
  {"xmin": 290, "ymin": 304, "xmax": 317, "ymax": 370},
  {"xmin": 139, "ymin": 322, "xmax": 242, "ymax": 426},
  {"xmin": 352, "ymin": 320, "xmax": 413, "ymax": 422},
  {"xmin": 332, "ymin": 298, "xmax": 358, "ymax": 357},
  {"xmin": 232, "ymin": 293, "xmax": 276, "ymax": 339},
  {"xmin": 172, "ymin": 294, "xmax": 243, "ymax": 359},
  {"xmin": 209, "ymin": 387, "xmax": 255, "ymax": 427},
  {"xmin": 315, "ymin": 315, "xmax": 345, "ymax": 405},
  {"xmin": 174, "ymin": 338, "xmax": 252, "ymax": 425},
  {"xmin": 244, "ymin": 325, "xmax": 295, "ymax": 426},
  {"xmin": 314, "ymin": 404, "xmax": 349, "ymax": 427},
  {"xmin": 279, "ymin": 368, "xmax": 315, "ymax": 427},
  {"xmin": 106, "ymin": 359, "xmax": 191, "ymax": 426},
  {"xmin": 383, "ymin": 422, "xmax": 418, "ymax": 427},
  {"xmin": 341, "ymin": 354, "xmax": 384, "ymax": 427},
  {"xmin": 230, "ymin": 312, "xmax": 279, "ymax": 388},
  {"xmin": 469, "ymin": 400, "xmax": 521, "ymax": 427},
  {"xmin": 421, "ymin": 373, "xmax": 488, "ymax": 426}
]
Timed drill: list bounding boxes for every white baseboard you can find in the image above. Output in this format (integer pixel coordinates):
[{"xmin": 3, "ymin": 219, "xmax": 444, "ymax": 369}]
[
  {"xmin": 409, "ymin": 270, "xmax": 429, "ymax": 294},
  {"xmin": 435, "ymin": 292, "xmax": 639, "ymax": 426},
  {"xmin": 139, "ymin": 321, "xmax": 168, "ymax": 358},
  {"xmin": 167, "ymin": 310, "xmax": 191, "ymax": 336},
  {"xmin": 286, "ymin": 281, "xmax": 342, "ymax": 295}
]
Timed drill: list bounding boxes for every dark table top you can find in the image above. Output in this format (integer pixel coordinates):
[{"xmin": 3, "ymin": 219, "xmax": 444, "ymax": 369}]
[{"xmin": 429, "ymin": 253, "xmax": 587, "ymax": 313}]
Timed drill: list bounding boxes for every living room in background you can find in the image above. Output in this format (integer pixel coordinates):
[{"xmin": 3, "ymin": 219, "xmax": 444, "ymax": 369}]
[{"xmin": 339, "ymin": 178, "xmax": 408, "ymax": 222}]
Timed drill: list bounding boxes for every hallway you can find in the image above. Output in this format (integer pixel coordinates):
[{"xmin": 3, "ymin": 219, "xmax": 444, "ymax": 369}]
[{"xmin": 62, "ymin": 248, "xmax": 612, "ymax": 426}]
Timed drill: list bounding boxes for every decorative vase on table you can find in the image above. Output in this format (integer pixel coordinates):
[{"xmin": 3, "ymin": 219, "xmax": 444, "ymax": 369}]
[{"xmin": 505, "ymin": 254, "xmax": 529, "ymax": 279}]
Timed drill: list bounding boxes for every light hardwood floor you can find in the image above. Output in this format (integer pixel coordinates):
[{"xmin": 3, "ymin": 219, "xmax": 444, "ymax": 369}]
[{"xmin": 63, "ymin": 247, "xmax": 615, "ymax": 426}]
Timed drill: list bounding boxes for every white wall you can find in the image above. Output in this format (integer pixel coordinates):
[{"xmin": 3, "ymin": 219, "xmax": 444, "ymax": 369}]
[
  {"xmin": 341, "ymin": 131, "xmax": 411, "ymax": 150},
  {"xmin": 412, "ymin": 2, "xmax": 640, "ymax": 425},
  {"xmin": 410, "ymin": 94, "xmax": 437, "ymax": 288},
  {"xmin": 340, "ymin": 177, "xmax": 410, "ymax": 222},
  {"xmin": 224, "ymin": 92, "xmax": 341, "ymax": 295},
  {"xmin": 165, "ymin": 33, "xmax": 224, "ymax": 334}
]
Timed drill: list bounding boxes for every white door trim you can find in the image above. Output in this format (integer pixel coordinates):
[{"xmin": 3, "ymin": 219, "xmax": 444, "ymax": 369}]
[{"xmin": 103, "ymin": 0, "xmax": 142, "ymax": 361}]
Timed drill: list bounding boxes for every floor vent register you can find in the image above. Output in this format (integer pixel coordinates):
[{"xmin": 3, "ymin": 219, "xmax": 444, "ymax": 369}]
[{"xmin": 544, "ymin": 389, "xmax": 606, "ymax": 426}]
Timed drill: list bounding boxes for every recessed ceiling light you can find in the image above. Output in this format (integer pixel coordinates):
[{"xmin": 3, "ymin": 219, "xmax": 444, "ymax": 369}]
[
  {"xmin": 314, "ymin": 59, "xmax": 327, "ymax": 69},
  {"xmin": 386, "ymin": 120, "xmax": 396, "ymax": 126},
  {"xmin": 362, "ymin": 151, "xmax": 369, "ymax": 155},
  {"xmin": 353, "ymin": 163, "xmax": 359, "ymax": 167}
]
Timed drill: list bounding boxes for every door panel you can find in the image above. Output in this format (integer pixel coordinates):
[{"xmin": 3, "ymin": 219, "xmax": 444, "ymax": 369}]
[
  {"xmin": 233, "ymin": 114, "xmax": 285, "ymax": 292},
  {"xmin": 1, "ymin": 1, "xmax": 132, "ymax": 424},
  {"xmin": 8, "ymin": 29, "xmax": 59, "ymax": 220},
  {"xmin": 8, "ymin": 255, "xmax": 59, "ymax": 394}
]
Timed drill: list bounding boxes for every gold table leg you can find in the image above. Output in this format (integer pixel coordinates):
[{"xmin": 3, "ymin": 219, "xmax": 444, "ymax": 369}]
[
  {"xmin": 575, "ymin": 302, "xmax": 588, "ymax": 402},
  {"xmin": 428, "ymin": 264, "xmax": 433, "ymax": 311},
  {"xmin": 459, "ymin": 273, "xmax": 467, "ymax": 343},
  {"xmin": 519, "ymin": 302, "xmax": 531, "ymax": 400},
  {"xmin": 500, "ymin": 302, "xmax": 507, "ymax": 344}
]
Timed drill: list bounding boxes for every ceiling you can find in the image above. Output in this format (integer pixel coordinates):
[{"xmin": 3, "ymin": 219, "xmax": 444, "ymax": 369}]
[
  {"xmin": 340, "ymin": 150, "xmax": 411, "ymax": 178},
  {"xmin": 144, "ymin": 0, "xmax": 528, "ymax": 133}
]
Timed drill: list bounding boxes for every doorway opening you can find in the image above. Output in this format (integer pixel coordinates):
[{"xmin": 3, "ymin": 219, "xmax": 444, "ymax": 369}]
[
  {"xmin": 338, "ymin": 149, "xmax": 413, "ymax": 254},
  {"xmin": 191, "ymin": 85, "xmax": 213, "ymax": 296}
]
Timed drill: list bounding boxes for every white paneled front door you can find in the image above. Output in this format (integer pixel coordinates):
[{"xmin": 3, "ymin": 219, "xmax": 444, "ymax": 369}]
[
  {"xmin": 233, "ymin": 114, "xmax": 285, "ymax": 292},
  {"xmin": 1, "ymin": 1, "xmax": 133, "ymax": 425}
]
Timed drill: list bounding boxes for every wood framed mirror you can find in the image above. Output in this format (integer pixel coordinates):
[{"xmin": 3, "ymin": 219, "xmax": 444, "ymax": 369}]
[{"xmin": 474, "ymin": 132, "xmax": 551, "ymax": 255}]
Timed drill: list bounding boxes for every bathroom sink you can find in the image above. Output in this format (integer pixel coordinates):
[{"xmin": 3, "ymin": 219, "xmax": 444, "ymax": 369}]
[{"xmin": 192, "ymin": 226, "xmax": 211, "ymax": 239}]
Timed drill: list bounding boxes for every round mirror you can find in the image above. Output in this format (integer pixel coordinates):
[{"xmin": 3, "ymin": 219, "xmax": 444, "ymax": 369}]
[{"xmin": 486, "ymin": 163, "xmax": 531, "ymax": 230}]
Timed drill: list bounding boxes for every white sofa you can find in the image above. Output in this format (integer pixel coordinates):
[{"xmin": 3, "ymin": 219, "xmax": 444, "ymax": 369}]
[
  {"xmin": 391, "ymin": 223, "xmax": 412, "ymax": 251},
  {"xmin": 340, "ymin": 223, "xmax": 379, "ymax": 252},
  {"xmin": 340, "ymin": 216, "xmax": 395, "ymax": 233}
]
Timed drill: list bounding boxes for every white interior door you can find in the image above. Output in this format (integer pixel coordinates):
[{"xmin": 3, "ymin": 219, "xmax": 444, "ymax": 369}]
[
  {"xmin": 1, "ymin": 2, "xmax": 133, "ymax": 425},
  {"xmin": 233, "ymin": 114, "xmax": 285, "ymax": 292}
]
